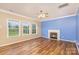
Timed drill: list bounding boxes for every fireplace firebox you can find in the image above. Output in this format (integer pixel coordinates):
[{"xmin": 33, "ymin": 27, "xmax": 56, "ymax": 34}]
[{"xmin": 50, "ymin": 32, "xmax": 57, "ymax": 39}]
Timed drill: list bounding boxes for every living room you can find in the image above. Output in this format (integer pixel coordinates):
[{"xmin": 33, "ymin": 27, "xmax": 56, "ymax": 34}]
[{"xmin": 0, "ymin": 3, "xmax": 79, "ymax": 55}]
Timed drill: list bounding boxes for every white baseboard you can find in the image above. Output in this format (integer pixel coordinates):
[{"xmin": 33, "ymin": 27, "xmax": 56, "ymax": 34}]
[
  {"xmin": 60, "ymin": 39, "xmax": 76, "ymax": 43},
  {"xmin": 0, "ymin": 37, "xmax": 41, "ymax": 48},
  {"xmin": 42, "ymin": 36, "xmax": 76, "ymax": 43},
  {"xmin": 76, "ymin": 43, "xmax": 79, "ymax": 53},
  {"xmin": 41, "ymin": 36, "xmax": 48, "ymax": 39},
  {"xmin": 0, "ymin": 39, "xmax": 28, "ymax": 48}
]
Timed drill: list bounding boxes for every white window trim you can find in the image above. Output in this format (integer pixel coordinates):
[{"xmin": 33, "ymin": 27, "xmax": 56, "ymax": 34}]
[
  {"xmin": 31, "ymin": 23, "xmax": 37, "ymax": 35},
  {"xmin": 22, "ymin": 22, "xmax": 30, "ymax": 36},
  {"xmin": 7, "ymin": 19, "xmax": 20, "ymax": 38}
]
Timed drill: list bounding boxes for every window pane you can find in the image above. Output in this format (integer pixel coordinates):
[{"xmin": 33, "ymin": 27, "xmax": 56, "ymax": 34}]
[
  {"xmin": 32, "ymin": 24, "xmax": 36, "ymax": 34},
  {"xmin": 22, "ymin": 22, "xmax": 29, "ymax": 34},
  {"xmin": 8, "ymin": 20, "xmax": 19, "ymax": 36}
]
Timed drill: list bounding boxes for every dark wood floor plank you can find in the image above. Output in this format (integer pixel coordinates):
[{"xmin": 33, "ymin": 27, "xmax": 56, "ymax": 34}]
[{"xmin": 0, "ymin": 37, "xmax": 78, "ymax": 55}]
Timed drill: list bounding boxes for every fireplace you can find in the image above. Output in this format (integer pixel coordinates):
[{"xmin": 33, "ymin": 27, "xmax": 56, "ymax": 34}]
[
  {"xmin": 48, "ymin": 30, "xmax": 60, "ymax": 39},
  {"xmin": 50, "ymin": 32, "xmax": 57, "ymax": 39}
]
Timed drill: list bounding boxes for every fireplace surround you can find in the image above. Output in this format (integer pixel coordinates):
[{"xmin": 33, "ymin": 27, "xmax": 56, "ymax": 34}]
[{"xmin": 48, "ymin": 30, "xmax": 60, "ymax": 40}]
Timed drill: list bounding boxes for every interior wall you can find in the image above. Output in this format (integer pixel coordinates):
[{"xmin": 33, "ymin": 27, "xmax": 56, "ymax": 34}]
[
  {"xmin": 76, "ymin": 9, "xmax": 79, "ymax": 44},
  {"xmin": 0, "ymin": 11, "xmax": 41, "ymax": 47},
  {"xmin": 78, "ymin": 12, "xmax": 79, "ymax": 44},
  {"xmin": 41, "ymin": 15, "xmax": 76, "ymax": 42}
]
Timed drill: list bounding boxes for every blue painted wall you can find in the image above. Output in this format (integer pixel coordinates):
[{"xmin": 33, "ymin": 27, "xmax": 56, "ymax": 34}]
[
  {"xmin": 77, "ymin": 12, "xmax": 79, "ymax": 43},
  {"xmin": 41, "ymin": 16, "xmax": 76, "ymax": 41},
  {"xmin": 78, "ymin": 14, "xmax": 79, "ymax": 43}
]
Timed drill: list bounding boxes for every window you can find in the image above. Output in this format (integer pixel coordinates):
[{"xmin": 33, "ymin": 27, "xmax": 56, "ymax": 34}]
[
  {"xmin": 22, "ymin": 22, "xmax": 29, "ymax": 34},
  {"xmin": 32, "ymin": 24, "xmax": 36, "ymax": 34},
  {"xmin": 8, "ymin": 20, "xmax": 19, "ymax": 37}
]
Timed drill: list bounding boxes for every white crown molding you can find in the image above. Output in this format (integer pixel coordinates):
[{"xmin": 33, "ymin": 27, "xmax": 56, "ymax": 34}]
[
  {"xmin": 0, "ymin": 9, "xmax": 31, "ymax": 19},
  {"xmin": 40, "ymin": 14, "xmax": 76, "ymax": 22},
  {"xmin": 0, "ymin": 9, "xmax": 77, "ymax": 22}
]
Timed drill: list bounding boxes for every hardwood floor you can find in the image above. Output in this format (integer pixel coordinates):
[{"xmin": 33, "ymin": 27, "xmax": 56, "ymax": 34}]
[{"xmin": 0, "ymin": 37, "xmax": 78, "ymax": 55}]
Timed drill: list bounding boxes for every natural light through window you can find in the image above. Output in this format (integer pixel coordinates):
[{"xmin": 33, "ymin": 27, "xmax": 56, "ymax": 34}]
[
  {"xmin": 8, "ymin": 20, "xmax": 19, "ymax": 37},
  {"xmin": 32, "ymin": 24, "xmax": 36, "ymax": 34},
  {"xmin": 22, "ymin": 22, "xmax": 29, "ymax": 35}
]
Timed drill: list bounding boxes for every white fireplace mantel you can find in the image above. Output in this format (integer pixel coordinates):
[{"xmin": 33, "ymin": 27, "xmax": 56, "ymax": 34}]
[{"xmin": 48, "ymin": 30, "xmax": 60, "ymax": 40}]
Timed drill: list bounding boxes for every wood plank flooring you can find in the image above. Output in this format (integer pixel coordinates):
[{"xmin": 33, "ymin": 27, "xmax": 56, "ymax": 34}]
[{"xmin": 0, "ymin": 37, "xmax": 78, "ymax": 55}]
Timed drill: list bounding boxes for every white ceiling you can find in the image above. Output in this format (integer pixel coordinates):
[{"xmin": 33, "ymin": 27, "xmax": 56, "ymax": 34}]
[{"xmin": 0, "ymin": 3, "xmax": 79, "ymax": 21}]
